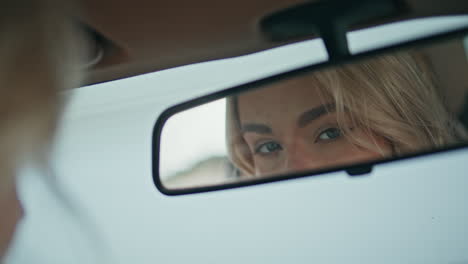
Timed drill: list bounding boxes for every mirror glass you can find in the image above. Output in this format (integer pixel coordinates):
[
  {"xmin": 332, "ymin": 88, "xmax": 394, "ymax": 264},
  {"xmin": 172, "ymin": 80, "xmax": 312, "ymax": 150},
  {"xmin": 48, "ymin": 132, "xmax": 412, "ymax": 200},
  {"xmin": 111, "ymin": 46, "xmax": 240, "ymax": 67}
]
[{"xmin": 157, "ymin": 35, "xmax": 468, "ymax": 191}]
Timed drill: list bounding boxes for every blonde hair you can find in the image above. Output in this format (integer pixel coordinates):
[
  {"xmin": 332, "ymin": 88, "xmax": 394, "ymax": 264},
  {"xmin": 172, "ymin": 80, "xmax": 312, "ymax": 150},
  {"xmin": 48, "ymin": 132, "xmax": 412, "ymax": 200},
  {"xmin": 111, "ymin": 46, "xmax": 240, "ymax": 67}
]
[
  {"xmin": 227, "ymin": 51, "xmax": 466, "ymax": 176},
  {"xmin": 0, "ymin": 1, "xmax": 104, "ymax": 261},
  {"xmin": 0, "ymin": 0, "xmax": 83, "ymax": 186}
]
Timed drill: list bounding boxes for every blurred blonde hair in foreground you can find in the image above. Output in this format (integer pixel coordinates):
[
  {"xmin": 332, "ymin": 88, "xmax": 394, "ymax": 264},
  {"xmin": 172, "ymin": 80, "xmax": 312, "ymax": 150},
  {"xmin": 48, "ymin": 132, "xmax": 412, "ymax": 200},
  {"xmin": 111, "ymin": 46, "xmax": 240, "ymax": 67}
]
[
  {"xmin": 227, "ymin": 51, "xmax": 468, "ymax": 176},
  {"xmin": 0, "ymin": 0, "xmax": 83, "ymax": 188},
  {"xmin": 0, "ymin": 0, "xmax": 85, "ymax": 260}
]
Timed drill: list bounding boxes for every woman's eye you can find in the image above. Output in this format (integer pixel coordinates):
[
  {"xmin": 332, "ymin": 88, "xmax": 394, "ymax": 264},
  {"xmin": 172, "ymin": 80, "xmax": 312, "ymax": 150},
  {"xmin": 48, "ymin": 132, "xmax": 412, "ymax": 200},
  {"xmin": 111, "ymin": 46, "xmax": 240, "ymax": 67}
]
[
  {"xmin": 255, "ymin": 141, "xmax": 283, "ymax": 154},
  {"xmin": 317, "ymin": 127, "xmax": 342, "ymax": 141}
]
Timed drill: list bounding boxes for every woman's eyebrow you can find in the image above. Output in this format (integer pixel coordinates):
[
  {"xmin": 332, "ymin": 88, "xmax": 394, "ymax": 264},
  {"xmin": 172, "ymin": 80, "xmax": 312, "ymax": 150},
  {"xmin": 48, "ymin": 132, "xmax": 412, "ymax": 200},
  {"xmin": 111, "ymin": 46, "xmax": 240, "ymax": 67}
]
[
  {"xmin": 241, "ymin": 123, "xmax": 272, "ymax": 134},
  {"xmin": 298, "ymin": 103, "xmax": 336, "ymax": 127}
]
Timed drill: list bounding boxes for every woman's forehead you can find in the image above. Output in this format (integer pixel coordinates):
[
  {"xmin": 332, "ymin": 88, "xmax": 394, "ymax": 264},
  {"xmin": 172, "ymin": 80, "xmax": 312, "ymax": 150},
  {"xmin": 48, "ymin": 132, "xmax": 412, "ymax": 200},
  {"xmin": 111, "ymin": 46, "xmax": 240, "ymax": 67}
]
[{"xmin": 237, "ymin": 74, "xmax": 329, "ymax": 123}]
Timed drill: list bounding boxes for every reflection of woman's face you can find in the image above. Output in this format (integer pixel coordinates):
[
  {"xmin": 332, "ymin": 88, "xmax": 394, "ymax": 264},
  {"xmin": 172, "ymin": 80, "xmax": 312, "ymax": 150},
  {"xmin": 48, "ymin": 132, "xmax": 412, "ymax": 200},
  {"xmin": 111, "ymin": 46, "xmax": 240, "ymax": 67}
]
[{"xmin": 237, "ymin": 76, "xmax": 392, "ymax": 176}]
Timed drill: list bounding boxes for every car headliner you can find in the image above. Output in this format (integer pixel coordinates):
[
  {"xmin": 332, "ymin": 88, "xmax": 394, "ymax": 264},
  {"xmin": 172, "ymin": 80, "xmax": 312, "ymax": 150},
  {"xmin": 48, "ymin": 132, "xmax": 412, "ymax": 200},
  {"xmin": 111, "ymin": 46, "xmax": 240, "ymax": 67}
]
[{"xmin": 79, "ymin": 0, "xmax": 468, "ymax": 85}]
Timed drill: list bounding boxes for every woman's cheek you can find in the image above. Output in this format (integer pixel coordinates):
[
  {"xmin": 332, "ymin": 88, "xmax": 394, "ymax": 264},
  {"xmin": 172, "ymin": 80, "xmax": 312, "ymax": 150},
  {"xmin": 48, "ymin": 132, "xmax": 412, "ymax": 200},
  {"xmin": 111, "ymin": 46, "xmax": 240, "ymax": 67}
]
[
  {"xmin": 310, "ymin": 139, "xmax": 368, "ymax": 167},
  {"xmin": 254, "ymin": 154, "xmax": 283, "ymax": 176},
  {"xmin": 0, "ymin": 184, "xmax": 23, "ymax": 259},
  {"xmin": 325, "ymin": 139, "xmax": 387, "ymax": 165}
]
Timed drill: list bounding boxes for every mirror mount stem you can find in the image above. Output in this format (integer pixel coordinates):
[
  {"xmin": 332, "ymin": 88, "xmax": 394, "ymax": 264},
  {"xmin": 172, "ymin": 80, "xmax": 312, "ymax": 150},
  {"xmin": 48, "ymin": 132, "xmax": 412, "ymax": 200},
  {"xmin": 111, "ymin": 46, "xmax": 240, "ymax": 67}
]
[
  {"xmin": 260, "ymin": 0, "xmax": 405, "ymax": 61},
  {"xmin": 316, "ymin": 20, "xmax": 350, "ymax": 61}
]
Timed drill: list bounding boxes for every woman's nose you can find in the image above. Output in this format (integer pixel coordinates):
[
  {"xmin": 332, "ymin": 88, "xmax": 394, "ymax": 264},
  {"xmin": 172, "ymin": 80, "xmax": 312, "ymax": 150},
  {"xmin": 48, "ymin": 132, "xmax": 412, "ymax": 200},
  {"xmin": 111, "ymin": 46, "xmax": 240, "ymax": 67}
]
[{"xmin": 284, "ymin": 140, "xmax": 321, "ymax": 172}]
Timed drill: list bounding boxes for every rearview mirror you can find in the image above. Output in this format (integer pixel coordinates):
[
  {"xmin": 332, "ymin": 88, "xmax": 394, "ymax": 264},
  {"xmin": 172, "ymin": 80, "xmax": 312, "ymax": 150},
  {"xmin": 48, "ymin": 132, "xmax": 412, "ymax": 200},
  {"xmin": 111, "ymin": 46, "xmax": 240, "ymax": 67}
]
[{"xmin": 153, "ymin": 30, "xmax": 468, "ymax": 195}]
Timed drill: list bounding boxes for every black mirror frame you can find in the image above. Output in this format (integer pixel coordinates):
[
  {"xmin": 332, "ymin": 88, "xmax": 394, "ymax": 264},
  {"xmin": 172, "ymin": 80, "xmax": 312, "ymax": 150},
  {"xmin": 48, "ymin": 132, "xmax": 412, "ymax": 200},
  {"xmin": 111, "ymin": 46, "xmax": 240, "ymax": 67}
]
[{"xmin": 152, "ymin": 27, "xmax": 468, "ymax": 196}]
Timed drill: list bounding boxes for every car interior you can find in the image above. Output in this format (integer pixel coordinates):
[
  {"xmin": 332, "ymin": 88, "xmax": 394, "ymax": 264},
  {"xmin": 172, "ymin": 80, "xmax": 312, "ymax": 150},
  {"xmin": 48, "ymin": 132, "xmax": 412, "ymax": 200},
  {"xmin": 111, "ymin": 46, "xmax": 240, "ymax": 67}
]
[
  {"xmin": 79, "ymin": 0, "xmax": 467, "ymax": 83},
  {"xmin": 78, "ymin": 0, "xmax": 468, "ymax": 128},
  {"xmin": 5, "ymin": 0, "xmax": 468, "ymax": 263}
]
